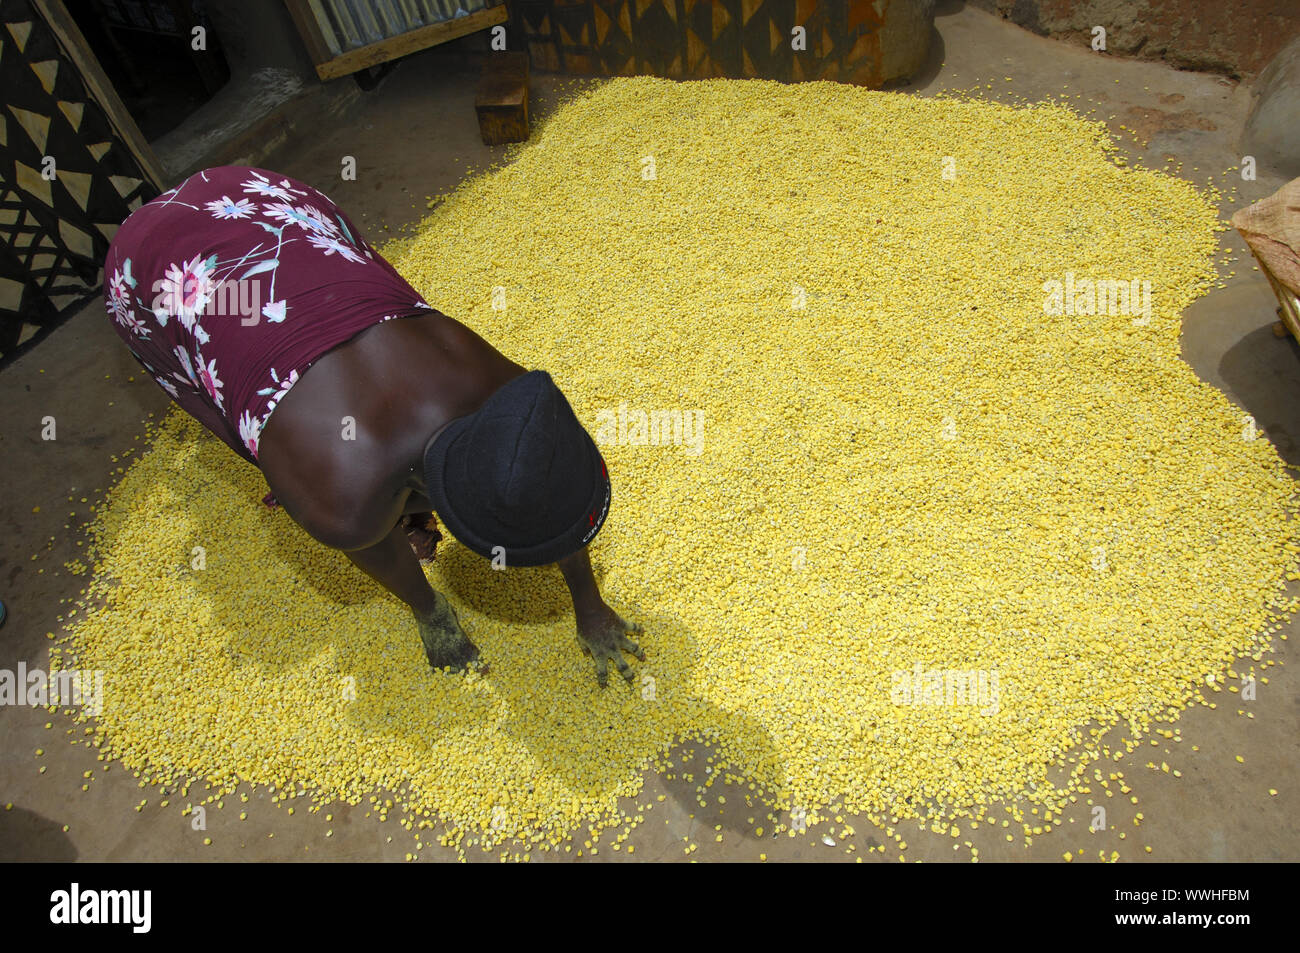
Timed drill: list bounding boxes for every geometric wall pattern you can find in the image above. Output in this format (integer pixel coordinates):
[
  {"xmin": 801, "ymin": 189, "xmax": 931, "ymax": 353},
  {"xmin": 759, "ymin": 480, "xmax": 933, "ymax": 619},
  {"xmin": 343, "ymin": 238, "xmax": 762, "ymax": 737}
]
[
  {"xmin": 1, "ymin": 0, "xmax": 159, "ymax": 363},
  {"xmin": 509, "ymin": 0, "xmax": 897, "ymax": 86}
]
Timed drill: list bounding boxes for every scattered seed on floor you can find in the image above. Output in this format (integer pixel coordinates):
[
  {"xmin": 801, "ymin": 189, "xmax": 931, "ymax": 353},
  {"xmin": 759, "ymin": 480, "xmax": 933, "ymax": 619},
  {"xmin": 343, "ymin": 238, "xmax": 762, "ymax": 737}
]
[{"xmin": 61, "ymin": 76, "xmax": 1298, "ymax": 854}]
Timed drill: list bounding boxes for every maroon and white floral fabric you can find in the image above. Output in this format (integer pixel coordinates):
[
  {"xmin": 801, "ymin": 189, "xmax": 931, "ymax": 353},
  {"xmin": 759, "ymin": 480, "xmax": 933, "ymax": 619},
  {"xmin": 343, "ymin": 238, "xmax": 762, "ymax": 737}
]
[{"xmin": 104, "ymin": 166, "xmax": 430, "ymax": 464}]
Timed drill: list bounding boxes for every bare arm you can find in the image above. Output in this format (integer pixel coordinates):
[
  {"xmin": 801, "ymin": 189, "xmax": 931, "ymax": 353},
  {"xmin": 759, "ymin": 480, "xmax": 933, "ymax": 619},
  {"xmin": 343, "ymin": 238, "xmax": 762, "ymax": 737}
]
[{"xmin": 556, "ymin": 547, "xmax": 603, "ymax": 618}]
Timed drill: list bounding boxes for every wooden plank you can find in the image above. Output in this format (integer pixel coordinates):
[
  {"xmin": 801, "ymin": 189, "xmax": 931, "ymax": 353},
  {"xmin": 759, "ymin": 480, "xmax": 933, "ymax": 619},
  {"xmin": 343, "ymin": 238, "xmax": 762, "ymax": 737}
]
[
  {"xmin": 282, "ymin": 0, "xmax": 332, "ymax": 68},
  {"xmin": 32, "ymin": 0, "xmax": 167, "ymax": 190},
  {"xmin": 312, "ymin": 4, "xmax": 509, "ymax": 81}
]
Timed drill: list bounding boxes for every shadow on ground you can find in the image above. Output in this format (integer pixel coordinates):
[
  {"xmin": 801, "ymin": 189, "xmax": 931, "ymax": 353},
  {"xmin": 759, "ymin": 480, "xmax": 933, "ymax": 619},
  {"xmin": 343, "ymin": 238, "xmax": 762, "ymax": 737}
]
[
  {"xmin": 0, "ymin": 806, "xmax": 78, "ymax": 861},
  {"xmin": 1218, "ymin": 324, "xmax": 1300, "ymax": 466}
]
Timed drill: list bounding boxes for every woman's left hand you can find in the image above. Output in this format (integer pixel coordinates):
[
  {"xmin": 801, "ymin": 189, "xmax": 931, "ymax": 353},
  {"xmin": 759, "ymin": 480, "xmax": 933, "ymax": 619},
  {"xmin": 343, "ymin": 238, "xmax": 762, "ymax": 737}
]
[{"xmin": 575, "ymin": 604, "xmax": 645, "ymax": 688}]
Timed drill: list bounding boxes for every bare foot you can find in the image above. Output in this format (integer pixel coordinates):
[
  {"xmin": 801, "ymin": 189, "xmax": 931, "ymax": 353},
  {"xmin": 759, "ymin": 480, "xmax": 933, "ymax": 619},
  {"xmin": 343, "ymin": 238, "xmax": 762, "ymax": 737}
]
[{"xmin": 415, "ymin": 593, "xmax": 486, "ymax": 674}]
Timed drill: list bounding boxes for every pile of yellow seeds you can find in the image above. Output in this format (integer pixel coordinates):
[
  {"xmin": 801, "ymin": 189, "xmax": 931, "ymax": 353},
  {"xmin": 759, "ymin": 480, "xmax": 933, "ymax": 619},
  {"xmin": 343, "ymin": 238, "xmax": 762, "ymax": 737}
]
[{"xmin": 63, "ymin": 77, "xmax": 1298, "ymax": 855}]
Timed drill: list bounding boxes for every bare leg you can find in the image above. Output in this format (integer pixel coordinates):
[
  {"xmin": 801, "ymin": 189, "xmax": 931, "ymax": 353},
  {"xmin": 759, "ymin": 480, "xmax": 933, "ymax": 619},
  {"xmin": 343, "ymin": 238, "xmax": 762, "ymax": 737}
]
[{"xmin": 343, "ymin": 525, "xmax": 481, "ymax": 670}]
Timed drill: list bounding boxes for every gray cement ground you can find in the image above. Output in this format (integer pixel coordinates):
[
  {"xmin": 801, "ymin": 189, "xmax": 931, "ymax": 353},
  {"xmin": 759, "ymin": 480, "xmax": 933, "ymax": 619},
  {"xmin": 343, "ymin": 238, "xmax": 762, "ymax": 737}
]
[{"xmin": 1, "ymin": 3, "xmax": 1296, "ymax": 862}]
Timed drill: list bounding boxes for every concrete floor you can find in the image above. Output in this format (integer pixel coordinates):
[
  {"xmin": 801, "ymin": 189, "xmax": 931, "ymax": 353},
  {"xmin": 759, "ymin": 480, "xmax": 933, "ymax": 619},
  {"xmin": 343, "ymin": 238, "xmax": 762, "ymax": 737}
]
[{"xmin": 1, "ymin": 3, "xmax": 1296, "ymax": 862}]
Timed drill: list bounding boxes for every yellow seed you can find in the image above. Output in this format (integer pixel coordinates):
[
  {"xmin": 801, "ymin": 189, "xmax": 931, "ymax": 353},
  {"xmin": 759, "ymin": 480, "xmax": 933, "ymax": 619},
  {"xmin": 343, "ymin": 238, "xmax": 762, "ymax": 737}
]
[{"xmin": 59, "ymin": 76, "xmax": 1288, "ymax": 856}]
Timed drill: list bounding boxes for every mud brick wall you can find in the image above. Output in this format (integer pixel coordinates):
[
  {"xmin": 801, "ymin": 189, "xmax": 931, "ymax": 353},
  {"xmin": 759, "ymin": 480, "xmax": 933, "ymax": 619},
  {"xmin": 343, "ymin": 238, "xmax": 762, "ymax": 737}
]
[{"xmin": 969, "ymin": 0, "xmax": 1300, "ymax": 79}]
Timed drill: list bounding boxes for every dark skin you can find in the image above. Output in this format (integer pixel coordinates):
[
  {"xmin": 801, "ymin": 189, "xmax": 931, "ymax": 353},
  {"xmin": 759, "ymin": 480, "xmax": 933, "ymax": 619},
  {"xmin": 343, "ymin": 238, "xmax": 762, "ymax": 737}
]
[{"xmin": 256, "ymin": 309, "xmax": 644, "ymax": 687}]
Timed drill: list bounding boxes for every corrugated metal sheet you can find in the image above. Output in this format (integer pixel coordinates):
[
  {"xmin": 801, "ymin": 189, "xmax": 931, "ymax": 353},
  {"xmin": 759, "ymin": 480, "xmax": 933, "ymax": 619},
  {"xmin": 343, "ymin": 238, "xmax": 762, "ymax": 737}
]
[{"xmin": 308, "ymin": 0, "xmax": 494, "ymax": 57}]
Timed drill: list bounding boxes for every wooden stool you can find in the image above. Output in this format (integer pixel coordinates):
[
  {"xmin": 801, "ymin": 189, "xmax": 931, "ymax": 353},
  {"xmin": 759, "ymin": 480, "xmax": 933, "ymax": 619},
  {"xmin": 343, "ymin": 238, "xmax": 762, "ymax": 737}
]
[{"xmin": 475, "ymin": 51, "xmax": 529, "ymax": 146}]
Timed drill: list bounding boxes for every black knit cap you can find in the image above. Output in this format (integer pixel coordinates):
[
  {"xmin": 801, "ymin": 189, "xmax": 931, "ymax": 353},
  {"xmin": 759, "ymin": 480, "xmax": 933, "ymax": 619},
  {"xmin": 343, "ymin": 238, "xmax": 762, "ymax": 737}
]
[{"xmin": 423, "ymin": 370, "xmax": 610, "ymax": 567}]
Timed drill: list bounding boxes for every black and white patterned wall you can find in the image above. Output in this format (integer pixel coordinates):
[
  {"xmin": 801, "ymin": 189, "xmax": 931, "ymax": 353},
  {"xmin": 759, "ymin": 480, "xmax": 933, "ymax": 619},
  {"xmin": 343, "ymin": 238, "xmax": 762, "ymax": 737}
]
[{"xmin": 1, "ymin": 0, "xmax": 159, "ymax": 363}]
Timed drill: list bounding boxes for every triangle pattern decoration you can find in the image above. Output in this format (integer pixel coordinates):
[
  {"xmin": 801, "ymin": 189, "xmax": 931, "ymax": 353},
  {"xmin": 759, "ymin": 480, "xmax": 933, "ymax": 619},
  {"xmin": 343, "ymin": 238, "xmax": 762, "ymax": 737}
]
[
  {"xmin": 29, "ymin": 57, "xmax": 57, "ymax": 93},
  {"xmin": 58, "ymin": 167, "xmax": 93, "ymax": 211},
  {"xmin": 12, "ymin": 159, "xmax": 53, "ymax": 207},
  {"xmin": 109, "ymin": 174, "xmax": 143, "ymax": 198},
  {"xmin": 6, "ymin": 20, "xmax": 32, "ymax": 53},
  {"xmin": 8, "ymin": 104, "xmax": 49, "ymax": 153},
  {"xmin": 57, "ymin": 99, "xmax": 82, "ymax": 131},
  {"xmin": 509, "ymin": 0, "xmax": 902, "ymax": 84},
  {"xmin": 1, "ymin": 0, "xmax": 160, "ymax": 361}
]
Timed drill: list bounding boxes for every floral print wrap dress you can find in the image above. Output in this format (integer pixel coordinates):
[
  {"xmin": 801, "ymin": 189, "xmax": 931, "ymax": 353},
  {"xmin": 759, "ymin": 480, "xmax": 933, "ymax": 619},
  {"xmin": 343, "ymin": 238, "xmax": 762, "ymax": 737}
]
[{"xmin": 104, "ymin": 166, "xmax": 431, "ymax": 465}]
